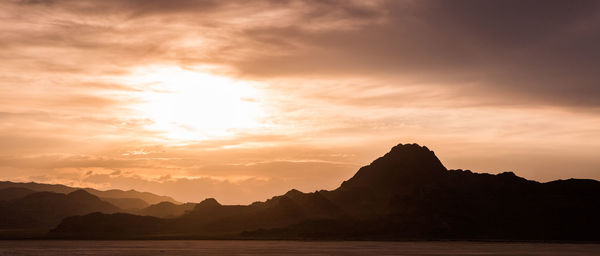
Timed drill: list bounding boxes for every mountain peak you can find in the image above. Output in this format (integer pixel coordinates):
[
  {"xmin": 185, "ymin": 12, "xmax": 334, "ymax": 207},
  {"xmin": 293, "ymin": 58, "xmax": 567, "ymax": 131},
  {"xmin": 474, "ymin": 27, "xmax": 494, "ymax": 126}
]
[
  {"xmin": 339, "ymin": 143, "xmax": 447, "ymax": 190},
  {"xmin": 372, "ymin": 143, "xmax": 444, "ymax": 170},
  {"xmin": 389, "ymin": 143, "xmax": 430, "ymax": 153},
  {"xmin": 154, "ymin": 201, "xmax": 176, "ymax": 207},
  {"xmin": 198, "ymin": 198, "xmax": 220, "ymax": 207},
  {"xmin": 67, "ymin": 189, "xmax": 98, "ymax": 201},
  {"xmin": 284, "ymin": 189, "xmax": 303, "ymax": 199}
]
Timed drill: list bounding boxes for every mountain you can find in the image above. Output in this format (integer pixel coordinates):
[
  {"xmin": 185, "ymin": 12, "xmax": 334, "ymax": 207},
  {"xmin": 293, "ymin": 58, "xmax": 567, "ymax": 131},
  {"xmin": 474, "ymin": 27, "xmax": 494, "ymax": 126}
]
[
  {"xmin": 0, "ymin": 189, "xmax": 120, "ymax": 238},
  {"xmin": 89, "ymin": 189, "xmax": 179, "ymax": 205},
  {"xmin": 0, "ymin": 186, "xmax": 188, "ymax": 238},
  {"xmin": 0, "ymin": 181, "xmax": 179, "ymax": 205},
  {"xmin": 50, "ymin": 143, "xmax": 600, "ymax": 241},
  {"xmin": 135, "ymin": 201, "xmax": 196, "ymax": 218},
  {"xmin": 101, "ymin": 197, "xmax": 150, "ymax": 210},
  {"xmin": 0, "ymin": 187, "xmax": 36, "ymax": 202}
]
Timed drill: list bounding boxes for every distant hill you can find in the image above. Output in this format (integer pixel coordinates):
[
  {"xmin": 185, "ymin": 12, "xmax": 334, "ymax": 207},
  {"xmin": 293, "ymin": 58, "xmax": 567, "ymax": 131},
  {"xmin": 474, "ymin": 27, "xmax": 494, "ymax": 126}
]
[
  {"xmin": 0, "ymin": 181, "xmax": 179, "ymax": 205},
  {"xmin": 0, "ymin": 186, "xmax": 188, "ymax": 238},
  {"xmin": 0, "ymin": 190, "xmax": 120, "ymax": 238},
  {"xmin": 136, "ymin": 201, "xmax": 196, "ymax": 218},
  {"xmin": 0, "ymin": 187, "xmax": 36, "ymax": 202},
  {"xmin": 100, "ymin": 197, "xmax": 150, "ymax": 210},
  {"xmin": 50, "ymin": 143, "xmax": 600, "ymax": 241}
]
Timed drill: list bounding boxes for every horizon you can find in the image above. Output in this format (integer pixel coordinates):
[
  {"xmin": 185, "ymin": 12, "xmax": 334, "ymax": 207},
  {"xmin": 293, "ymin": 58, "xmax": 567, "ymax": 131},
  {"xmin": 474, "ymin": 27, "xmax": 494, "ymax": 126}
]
[
  {"xmin": 1, "ymin": 0, "xmax": 600, "ymax": 205},
  {"xmin": 0, "ymin": 141, "xmax": 597, "ymax": 205}
]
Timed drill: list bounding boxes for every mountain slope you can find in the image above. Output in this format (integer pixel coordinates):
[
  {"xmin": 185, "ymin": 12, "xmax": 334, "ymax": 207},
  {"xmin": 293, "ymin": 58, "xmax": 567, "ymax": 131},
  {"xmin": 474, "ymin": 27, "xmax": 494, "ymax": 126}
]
[
  {"xmin": 101, "ymin": 197, "xmax": 150, "ymax": 210},
  {"xmin": 50, "ymin": 143, "xmax": 600, "ymax": 240},
  {"xmin": 0, "ymin": 181, "xmax": 179, "ymax": 205},
  {"xmin": 0, "ymin": 190, "xmax": 120, "ymax": 238},
  {"xmin": 0, "ymin": 187, "xmax": 37, "ymax": 202},
  {"xmin": 136, "ymin": 201, "xmax": 196, "ymax": 218}
]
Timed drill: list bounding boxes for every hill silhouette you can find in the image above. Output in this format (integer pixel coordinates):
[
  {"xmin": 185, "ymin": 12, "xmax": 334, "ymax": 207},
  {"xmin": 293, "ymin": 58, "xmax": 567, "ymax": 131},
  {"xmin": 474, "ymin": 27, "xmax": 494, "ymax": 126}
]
[
  {"xmin": 0, "ymin": 181, "xmax": 178, "ymax": 205},
  {"xmin": 135, "ymin": 201, "xmax": 196, "ymax": 218},
  {"xmin": 0, "ymin": 187, "xmax": 36, "ymax": 202},
  {"xmin": 0, "ymin": 186, "xmax": 195, "ymax": 238},
  {"xmin": 101, "ymin": 197, "xmax": 150, "ymax": 210},
  {"xmin": 50, "ymin": 143, "xmax": 600, "ymax": 241},
  {"xmin": 0, "ymin": 189, "xmax": 120, "ymax": 238}
]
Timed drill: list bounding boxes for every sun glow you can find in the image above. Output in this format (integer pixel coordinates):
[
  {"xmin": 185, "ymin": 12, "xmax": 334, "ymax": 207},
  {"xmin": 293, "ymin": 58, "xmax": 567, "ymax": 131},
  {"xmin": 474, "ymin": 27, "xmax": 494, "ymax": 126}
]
[{"xmin": 121, "ymin": 66, "xmax": 267, "ymax": 141}]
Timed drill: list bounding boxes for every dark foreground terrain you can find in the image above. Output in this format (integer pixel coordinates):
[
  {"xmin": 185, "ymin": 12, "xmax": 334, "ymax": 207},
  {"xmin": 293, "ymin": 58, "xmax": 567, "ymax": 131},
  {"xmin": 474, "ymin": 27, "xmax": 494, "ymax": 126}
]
[
  {"xmin": 0, "ymin": 240, "xmax": 599, "ymax": 256},
  {"xmin": 48, "ymin": 143, "xmax": 600, "ymax": 241}
]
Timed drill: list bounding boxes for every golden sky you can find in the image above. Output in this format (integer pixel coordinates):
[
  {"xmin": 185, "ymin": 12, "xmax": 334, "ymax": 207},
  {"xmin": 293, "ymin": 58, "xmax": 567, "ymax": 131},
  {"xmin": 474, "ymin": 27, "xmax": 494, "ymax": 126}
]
[{"xmin": 1, "ymin": 0, "xmax": 600, "ymax": 204}]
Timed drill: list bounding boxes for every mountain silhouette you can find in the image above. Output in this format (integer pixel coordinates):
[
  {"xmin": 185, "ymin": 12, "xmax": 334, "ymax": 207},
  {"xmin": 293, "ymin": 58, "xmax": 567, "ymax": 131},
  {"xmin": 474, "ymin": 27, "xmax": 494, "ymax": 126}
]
[
  {"xmin": 101, "ymin": 197, "xmax": 150, "ymax": 210},
  {"xmin": 135, "ymin": 201, "xmax": 196, "ymax": 218},
  {"xmin": 0, "ymin": 187, "xmax": 36, "ymax": 202},
  {"xmin": 0, "ymin": 189, "xmax": 120, "ymax": 238},
  {"xmin": 0, "ymin": 181, "xmax": 178, "ymax": 205},
  {"xmin": 0, "ymin": 185, "xmax": 196, "ymax": 238},
  {"xmin": 49, "ymin": 143, "xmax": 600, "ymax": 241}
]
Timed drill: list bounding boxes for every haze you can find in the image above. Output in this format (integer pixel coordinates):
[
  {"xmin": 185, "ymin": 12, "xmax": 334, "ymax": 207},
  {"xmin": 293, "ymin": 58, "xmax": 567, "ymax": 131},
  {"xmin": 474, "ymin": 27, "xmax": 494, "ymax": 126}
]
[{"xmin": 1, "ymin": 0, "xmax": 599, "ymax": 204}]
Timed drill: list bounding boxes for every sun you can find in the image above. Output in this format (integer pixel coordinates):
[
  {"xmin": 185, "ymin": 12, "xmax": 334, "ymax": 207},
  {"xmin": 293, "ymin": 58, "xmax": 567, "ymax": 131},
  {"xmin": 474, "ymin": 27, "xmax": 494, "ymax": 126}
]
[{"xmin": 121, "ymin": 66, "xmax": 266, "ymax": 142}]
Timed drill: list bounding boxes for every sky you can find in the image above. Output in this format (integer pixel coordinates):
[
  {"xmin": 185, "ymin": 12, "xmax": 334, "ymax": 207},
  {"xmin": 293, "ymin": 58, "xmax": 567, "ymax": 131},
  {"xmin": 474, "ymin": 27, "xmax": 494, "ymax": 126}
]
[{"xmin": 1, "ymin": 0, "xmax": 600, "ymax": 204}]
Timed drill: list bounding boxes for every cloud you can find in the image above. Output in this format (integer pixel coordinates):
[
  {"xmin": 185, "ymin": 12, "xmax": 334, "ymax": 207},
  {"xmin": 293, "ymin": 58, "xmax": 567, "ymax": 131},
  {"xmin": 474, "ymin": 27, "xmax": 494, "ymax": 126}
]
[
  {"xmin": 5, "ymin": 0, "xmax": 598, "ymax": 107},
  {"xmin": 232, "ymin": 1, "xmax": 600, "ymax": 107}
]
